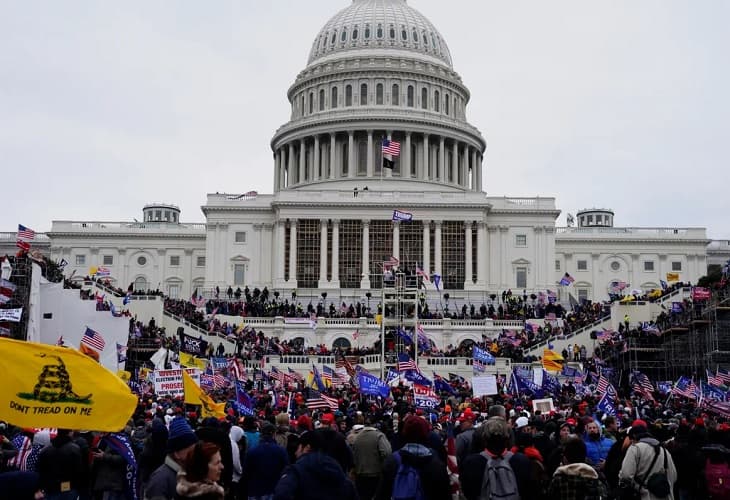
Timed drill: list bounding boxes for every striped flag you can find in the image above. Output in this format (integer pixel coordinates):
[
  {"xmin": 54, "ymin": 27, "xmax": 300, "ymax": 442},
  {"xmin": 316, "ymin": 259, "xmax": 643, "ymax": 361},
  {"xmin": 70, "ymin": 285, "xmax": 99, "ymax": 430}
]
[
  {"xmin": 707, "ymin": 369, "xmax": 723, "ymax": 387},
  {"xmin": 397, "ymin": 352, "xmax": 417, "ymax": 372},
  {"xmin": 306, "ymin": 389, "xmax": 338, "ymax": 411},
  {"xmin": 381, "ymin": 139, "xmax": 401, "ymax": 156},
  {"xmin": 717, "ymin": 368, "xmax": 730, "ymax": 385},
  {"xmin": 672, "ymin": 376, "xmax": 699, "ymax": 399},
  {"xmin": 82, "ymin": 327, "xmax": 106, "ymax": 351},
  {"xmin": 596, "ymin": 374, "xmax": 610, "ymax": 395},
  {"xmin": 287, "ymin": 367, "xmax": 304, "ymax": 382},
  {"xmin": 17, "ymin": 224, "xmax": 35, "ymax": 241},
  {"xmin": 631, "ymin": 371, "xmax": 655, "ymax": 401}
]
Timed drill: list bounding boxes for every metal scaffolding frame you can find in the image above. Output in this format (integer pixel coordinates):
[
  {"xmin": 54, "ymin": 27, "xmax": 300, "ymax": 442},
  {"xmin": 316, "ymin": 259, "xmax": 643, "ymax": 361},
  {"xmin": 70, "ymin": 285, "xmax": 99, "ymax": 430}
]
[{"xmin": 379, "ymin": 269, "xmax": 419, "ymax": 380}]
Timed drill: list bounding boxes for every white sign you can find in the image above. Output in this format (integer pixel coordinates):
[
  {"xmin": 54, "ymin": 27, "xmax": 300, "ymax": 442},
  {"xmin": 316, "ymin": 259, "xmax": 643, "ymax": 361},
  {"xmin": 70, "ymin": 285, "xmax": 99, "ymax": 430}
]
[
  {"xmin": 0, "ymin": 308, "xmax": 22, "ymax": 322},
  {"xmin": 472, "ymin": 375, "xmax": 499, "ymax": 397},
  {"xmin": 531, "ymin": 398, "xmax": 555, "ymax": 414},
  {"xmin": 153, "ymin": 368, "xmax": 200, "ymax": 397}
]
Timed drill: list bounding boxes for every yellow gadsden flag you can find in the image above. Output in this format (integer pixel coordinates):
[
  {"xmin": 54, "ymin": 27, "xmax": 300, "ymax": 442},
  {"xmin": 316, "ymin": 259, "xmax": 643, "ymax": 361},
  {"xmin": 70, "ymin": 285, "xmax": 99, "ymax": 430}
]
[
  {"xmin": 0, "ymin": 338, "xmax": 137, "ymax": 432},
  {"xmin": 182, "ymin": 368, "xmax": 226, "ymax": 419},
  {"xmin": 179, "ymin": 351, "xmax": 208, "ymax": 371},
  {"xmin": 542, "ymin": 349, "xmax": 565, "ymax": 372},
  {"xmin": 666, "ymin": 272, "xmax": 680, "ymax": 282}
]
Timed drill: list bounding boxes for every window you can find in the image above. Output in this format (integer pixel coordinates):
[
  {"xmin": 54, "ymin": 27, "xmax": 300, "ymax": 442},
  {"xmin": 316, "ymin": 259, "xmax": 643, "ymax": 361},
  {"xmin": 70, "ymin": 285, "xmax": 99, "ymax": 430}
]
[
  {"xmin": 167, "ymin": 284, "xmax": 179, "ymax": 299},
  {"xmin": 516, "ymin": 267, "xmax": 527, "ymax": 288},
  {"xmin": 137, "ymin": 256, "xmax": 147, "ymax": 266},
  {"xmin": 235, "ymin": 231, "xmax": 247, "ymax": 243},
  {"xmin": 389, "ymin": 26, "xmax": 396, "ymax": 39},
  {"xmin": 196, "ymin": 256, "xmax": 206, "ymax": 267},
  {"xmin": 444, "ymin": 93, "xmax": 450, "ymax": 115},
  {"xmin": 412, "ymin": 29, "xmax": 418, "ymax": 42},
  {"xmin": 515, "ymin": 234, "xmax": 527, "ymax": 247},
  {"xmin": 75, "ymin": 255, "xmax": 86, "ymax": 266},
  {"xmin": 376, "ymin": 24, "xmax": 383, "ymax": 38},
  {"xmin": 376, "ymin": 83, "xmax": 383, "ymax": 105},
  {"xmin": 345, "ymin": 85, "xmax": 352, "ymax": 106},
  {"xmin": 672, "ymin": 261, "xmax": 682, "ymax": 271},
  {"xmin": 169, "ymin": 256, "xmax": 180, "ymax": 266},
  {"xmin": 364, "ymin": 25, "xmax": 371, "ymax": 39},
  {"xmin": 331, "ymin": 31, "xmax": 337, "ymax": 45},
  {"xmin": 133, "ymin": 277, "xmax": 148, "ymax": 291},
  {"xmin": 588, "ymin": 215, "xmax": 593, "ymax": 224},
  {"xmin": 155, "ymin": 210, "xmax": 161, "ymax": 220},
  {"xmin": 644, "ymin": 261, "xmax": 655, "ymax": 272},
  {"xmin": 423, "ymin": 32, "xmax": 429, "ymax": 48},
  {"xmin": 577, "ymin": 259, "xmax": 588, "ymax": 271},
  {"xmin": 234, "ymin": 264, "xmax": 245, "ymax": 286},
  {"xmin": 308, "ymin": 92, "xmax": 313, "ymax": 114},
  {"xmin": 555, "ymin": 260, "xmax": 561, "ymax": 271},
  {"xmin": 434, "ymin": 90, "xmax": 440, "ymax": 112},
  {"xmin": 407, "ymin": 85, "xmax": 414, "ymax": 107},
  {"xmin": 610, "ymin": 261, "xmax": 620, "ymax": 271},
  {"xmin": 577, "ymin": 289, "xmax": 589, "ymax": 302},
  {"xmin": 331, "ymin": 86, "xmax": 338, "ymax": 108},
  {"xmin": 319, "ymin": 89, "xmax": 325, "ymax": 111},
  {"xmin": 102, "ymin": 255, "xmax": 113, "ymax": 265},
  {"xmin": 357, "ymin": 141, "xmax": 368, "ymax": 174},
  {"xmin": 421, "ymin": 88, "xmax": 428, "ymax": 109},
  {"xmin": 391, "ymin": 84, "xmax": 399, "ymax": 105},
  {"xmin": 341, "ymin": 29, "xmax": 347, "ymax": 42},
  {"xmin": 352, "ymin": 27, "xmax": 358, "ymax": 40},
  {"xmin": 360, "ymin": 83, "xmax": 367, "ymax": 105},
  {"xmin": 401, "ymin": 27, "xmax": 407, "ymax": 41}
]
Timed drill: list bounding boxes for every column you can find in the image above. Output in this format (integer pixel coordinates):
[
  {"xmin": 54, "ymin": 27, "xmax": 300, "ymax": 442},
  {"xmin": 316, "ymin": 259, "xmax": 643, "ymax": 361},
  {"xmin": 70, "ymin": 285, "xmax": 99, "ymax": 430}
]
[
  {"xmin": 347, "ymin": 131, "xmax": 355, "ymax": 178},
  {"xmin": 500, "ymin": 226, "xmax": 509, "ymax": 288},
  {"xmin": 477, "ymin": 222, "xmax": 487, "ymax": 286},
  {"xmin": 476, "ymin": 153, "xmax": 483, "ymax": 191},
  {"xmin": 318, "ymin": 219, "xmax": 328, "ymax": 287},
  {"xmin": 393, "ymin": 221, "xmax": 400, "ymax": 260},
  {"xmin": 460, "ymin": 145, "xmax": 468, "ymax": 187},
  {"xmin": 274, "ymin": 149, "xmax": 281, "ymax": 192},
  {"xmin": 288, "ymin": 220, "xmax": 297, "ymax": 285},
  {"xmin": 422, "ymin": 222, "xmax": 430, "ymax": 273},
  {"xmin": 288, "ymin": 143, "xmax": 295, "ymax": 184},
  {"xmin": 422, "ymin": 134, "xmax": 430, "ymax": 180},
  {"xmin": 591, "ymin": 252, "xmax": 600, "ymax": 301},
  {"xmin": 298, "ymin": 139, "xmax": 306, "ymax": 183},
  {"xmin": 471, "ymin": 149, "xmax": 478, "ymax": 190},
  {"xmin": 366, "ymin": 130, "xmax": 374, "ymax": 177},
  {"xmin": 329, "ymin": 133, "xmax": 336, "ymax": 179},
  {"xmin": 385, "ymin": 130, "xmax": 393, "ymax": 178},
  {"xmin": 331, "ymin": 219, "xmax": 340, "ymax": 284},
  {"xmin": 361, "ymin": 221, "xmax": 370, "ymax": 289},
  {"xmin": 434, "ymin": 221, "xmax": 442, "ymax": 276},
  {"xmin": 313, "ymin": 136, "xmax": 320, "ymax": 181},
  {"xmin": 279, "ymin": 148, "xmax": 287, "ymax": 189},
  {"xmin": 404, "ymin": 132, "xmax": 411, "ymax": 177},
  {"xmin": 464, "ymin": 221, "xmax": 473, "ymax": 288},
  {"xmin": 438, "ymin": 136, "xmax": 445, "ymax": 182},
  {"xmin": 451, "ymin": 141, "xmax": 458, "ymax": 185}
]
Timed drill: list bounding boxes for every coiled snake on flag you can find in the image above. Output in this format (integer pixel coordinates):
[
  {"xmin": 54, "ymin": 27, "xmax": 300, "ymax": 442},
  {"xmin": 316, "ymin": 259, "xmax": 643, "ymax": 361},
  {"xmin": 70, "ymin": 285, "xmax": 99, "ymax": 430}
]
[{"xmin": 32, "ymin": 354, "xmax": 92, "ymax": 403}]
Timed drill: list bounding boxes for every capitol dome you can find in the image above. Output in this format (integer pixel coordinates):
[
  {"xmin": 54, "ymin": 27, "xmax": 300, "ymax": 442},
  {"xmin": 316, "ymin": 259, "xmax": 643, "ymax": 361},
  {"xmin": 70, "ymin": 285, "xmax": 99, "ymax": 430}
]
[{"xmin": 307, "ymin": 0, "xmax": 453, "ymax": 69}]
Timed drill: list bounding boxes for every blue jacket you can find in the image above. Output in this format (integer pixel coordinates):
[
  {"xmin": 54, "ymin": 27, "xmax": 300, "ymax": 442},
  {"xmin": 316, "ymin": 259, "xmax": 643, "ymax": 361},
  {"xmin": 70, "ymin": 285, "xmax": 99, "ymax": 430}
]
[
  {"xmin": 243, "ymin": 436, "xmax": 289, "ymax": 497},
  {"xmin": 273, "ymin": 451, "xmax": 356, "ymax": 500},
  {"xmin": 584, "ymin": 435, "xmax": 613, "ymax": 466}
]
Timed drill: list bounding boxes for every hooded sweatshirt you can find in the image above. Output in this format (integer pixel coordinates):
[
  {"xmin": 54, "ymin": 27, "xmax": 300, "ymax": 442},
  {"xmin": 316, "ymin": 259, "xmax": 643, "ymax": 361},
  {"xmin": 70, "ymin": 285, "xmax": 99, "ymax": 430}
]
[{"xmin": 273, "ymin": 450, "xmax": 356, "ymax": 500}]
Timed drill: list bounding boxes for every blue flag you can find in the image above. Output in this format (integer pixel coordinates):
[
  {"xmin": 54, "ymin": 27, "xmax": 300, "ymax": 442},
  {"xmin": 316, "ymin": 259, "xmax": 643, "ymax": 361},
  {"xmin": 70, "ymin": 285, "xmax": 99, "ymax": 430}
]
[
  {"xmin": 511, "ymin": 370, "xmax": 543, "ymax": 397},
  {"xmin": 701, "ymin": 381, "xmax": 726, "ymax": 401},
  {"xmin": 211, "ymin": 357, "xmax": 228, "ymax": 370},
  {"xmin": 596, "ymin": 390, "xmax": 617, "ymax": 416},
  {"xmin": 101, "ymin": 433, "xmax": 138, "ymax": 500},
  {"xmin": 433, "ymin": 373, "xmax": 455, "ymax": 395},
  {"xmin": 660, "ymin": 279, "xmax": 668, "ymax": 291},
  {"xmin": 432, "ymin": 273, "xmax": 441, "ymax": 291},
  {"xmin": 395, "ymin": 327, "xmax": 413, "ymax": 345},
  {"xmin": 385, "ymin": 368, "xmax": 399, "ymax": 385},
  {"xmin": 542, "ymin": 370, "xmax": 562, "ymax": 395},
  {"xmin": 357, "ymin": 371, "xmax": 390, "ymax": 398},
  {"xmin": 233, "ymin": 381, "xmax": 255, "ymax": 416},
  {"xmin": 473, "ymin": 346, "xmax": 495, "ymax": 366},
  {"xmin": 312, "ymin": 364, "xmax": 327, "ymax": 392},
  {"xmin": 404, "ymin": 369, "xmax": 432, "ymax": 386}
]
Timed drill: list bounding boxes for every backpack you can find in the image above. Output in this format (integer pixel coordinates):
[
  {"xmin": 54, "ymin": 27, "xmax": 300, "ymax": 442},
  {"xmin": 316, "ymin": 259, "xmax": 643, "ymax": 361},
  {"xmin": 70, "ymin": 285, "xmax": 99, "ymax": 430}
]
[
  {"xmin": 705, "ymin": 456, "xmax": 730, "ymax": 499},
  {"xmin": 479, "ymin": 451, "xmax": 521, "ymax": 500},
  {"xmin": 642, "ymin": 445, "xmax": 670, "ymax": 499},
  {"xmin": 392, "ymin": 451, "xmax": 425, "ymax": 500}
]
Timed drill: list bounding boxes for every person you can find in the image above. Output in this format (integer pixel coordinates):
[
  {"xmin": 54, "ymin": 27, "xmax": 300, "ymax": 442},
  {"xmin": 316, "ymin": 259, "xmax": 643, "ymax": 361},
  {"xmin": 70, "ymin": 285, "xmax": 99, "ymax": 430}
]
[
  {"xmin": 455, "ymin": 409, "xmax": 476, "ymax": 467},
  {"xmin": 242, "ymin": 422, "xmax": 289, "ymax": 500},
  {"xmin": 229, "ymin": 425, "xmax": 245, "ymax": 498},
  {"xmin": 90, "ymin": 436, "xmax": 128, "ymax": 500},
  {"xmin": 273, "ymin": 429, "xmax": 357, "ymax": 500},
  {"xmin": 583, "ymin": 420, "xmax": 613, "ymax": 471},
  {"xmin": 145, "ymin": 417, "xmax": 199, "ymax": 500},
  {"xmin": 139, "ymin": 420, "xmax": 168, "ymax": 488},
  {"xmin": 547, "ymin": 436, "xmax": 608, "ymax": 500},
  {"xmin": 619, "ymin": 420, "xmax": 677, "ymax": 500},
  {"xmin": 196, "ymin": 418, "xmax": 234, "ymax": 495},
  {"xmin": 375, "ymin": 416, "xmax": 450, "ymax": 500},
  {"xmin": 242, "ymin": 417, "xmax": 260, "ymax": 452},
  {"xmin": 176, "ymin": 441, "xmax": 225, "ymax": 500},
  {"xmin": 351, "ymin": 418, "xmax": 392, "ymax": 500},
  {"xmin": 36, "ymin": 428, "xmax": 83, "ymax": 500}
]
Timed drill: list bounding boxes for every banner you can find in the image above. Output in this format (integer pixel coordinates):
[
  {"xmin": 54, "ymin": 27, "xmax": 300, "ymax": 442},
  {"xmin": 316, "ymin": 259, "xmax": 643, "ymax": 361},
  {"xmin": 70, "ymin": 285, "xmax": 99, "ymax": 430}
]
[
  {"xmin": 153, "ymin": 368, "xmax": 200, "ymax": 397},
  {"xmin": 180, "ymin": 333, "xmax": 209, "ymax": 356},
  {"xmin": 666, "ymin": 272, "xmax": 680, "ymax": 282},
  {"xmin": 413, "ymin": 384, "xmax": 439, "ymax": 409},
  {"xmin": 472, "ymin": 375, "xmax": 498, "ymax": 397},
  {"xmin": 179, "ymin": 352, "xmax": 208, "ymax": 371},
  {"xmin": 357, "ymin": 371, "xmax": 390, "ymax": 398},
  {"xmin": 0, "ymin": 338, "xmax": 136, "ymax": 432},
  {"xmin": 691, "ymin": 287, "xmax": 711, "ymax": 301},
  {"xmin": 403, "ymin": 369, "xmax": 432, "ymax": 386},
  {"xmin": 0, "ymin": 308, "xmax": 23, "ymax": 322},
  {"xmin": 392, "ymin": 209, "xmax": 413, "ymax": 222}
]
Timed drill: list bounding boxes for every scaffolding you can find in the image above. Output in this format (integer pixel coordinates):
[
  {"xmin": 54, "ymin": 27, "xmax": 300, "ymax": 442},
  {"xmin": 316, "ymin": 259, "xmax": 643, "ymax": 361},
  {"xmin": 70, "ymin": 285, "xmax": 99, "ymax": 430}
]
[
  {"xmin": 0, "ymin": 254, "xmax": 32, "ymax": 340},
  {"xmin": 379, "ymin": 268, "xmax": 419, "ymax": 379}
]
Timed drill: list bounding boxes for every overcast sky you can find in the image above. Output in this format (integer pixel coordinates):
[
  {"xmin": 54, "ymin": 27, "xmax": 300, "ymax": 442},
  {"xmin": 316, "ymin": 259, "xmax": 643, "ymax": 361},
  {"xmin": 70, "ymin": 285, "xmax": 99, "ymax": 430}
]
[{"xmin": 1, "ymin": 0, "xmax": 727, "ymax": 238}]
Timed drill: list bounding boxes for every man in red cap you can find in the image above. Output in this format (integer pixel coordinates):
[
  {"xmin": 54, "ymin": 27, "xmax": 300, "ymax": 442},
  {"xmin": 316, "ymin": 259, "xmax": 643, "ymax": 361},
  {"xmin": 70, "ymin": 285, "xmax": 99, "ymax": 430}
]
[{"xmin": 456, "ymin": 408, "xmax": 476, "ymax": 467}]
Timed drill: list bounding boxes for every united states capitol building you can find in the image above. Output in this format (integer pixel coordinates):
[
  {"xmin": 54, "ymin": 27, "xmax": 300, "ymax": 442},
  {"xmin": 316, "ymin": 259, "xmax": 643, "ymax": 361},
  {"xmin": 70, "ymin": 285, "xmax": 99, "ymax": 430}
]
[{"xmin": 5, "ymin": 0, "xmax": 724, "ymax": 308}]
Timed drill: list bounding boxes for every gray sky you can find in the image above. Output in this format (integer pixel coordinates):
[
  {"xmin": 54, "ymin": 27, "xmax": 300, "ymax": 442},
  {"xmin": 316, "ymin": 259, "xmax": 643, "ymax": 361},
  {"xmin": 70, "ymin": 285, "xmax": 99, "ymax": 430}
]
[{"xmin": 1, "ymin": 1, "xmax": 728, "ymax": 238}]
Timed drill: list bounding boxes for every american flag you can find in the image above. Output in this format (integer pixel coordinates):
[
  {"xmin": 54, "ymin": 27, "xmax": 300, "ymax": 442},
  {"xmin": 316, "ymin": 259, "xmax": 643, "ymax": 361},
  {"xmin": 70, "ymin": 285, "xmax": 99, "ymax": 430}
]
[
  {"xmin": 707, "ymin": 369, "xmax": 723, "ymax": 387},
  {"xmin": 336, "ymin": 352, "xmax": 356, "ymax": 378},
  {"xmin": 306, "ymin": 389, "xmax": 338, "ymax": 410},
  {"xmin": 82, "ymin": 327, "xmax": 105, "ymax": 351},
  {"xmin": 227, "ymin": 358, "xmax": 245, "ymax": 381},
  {"xmin": 672, "ymin": 376, "xmax": 699, "ymax": 399},
  {"xmin": 212, "ymin": 372, "xmax": 228, "ymax": 389},
  {"xmin": 716, "ymin": 368, "xmax": 730, "ymax": 385},
  {"xmin": 288, "ymin": 367, "xmax": 304, "ymax": 382},
  {"xmin": 631, "ymin": 371, "xmax": 655, "ymax": 401},
  {"xmin": 381, "ymin": 139, "xmax": 401, "ymax": 156},
  {"xmin": 416, "ymin": 265, "xmax": 430, "ymax": 282},
  {"xmin": 596, "ymin": 374, "xmax": 609, "ymax": 394},
  {"xmin": 397, "ymin": 352, "xmax": 417, "ymax": 372},
  {"xmin": 17, "ymin": 224, "xmax": 35, "ymax": 241}
]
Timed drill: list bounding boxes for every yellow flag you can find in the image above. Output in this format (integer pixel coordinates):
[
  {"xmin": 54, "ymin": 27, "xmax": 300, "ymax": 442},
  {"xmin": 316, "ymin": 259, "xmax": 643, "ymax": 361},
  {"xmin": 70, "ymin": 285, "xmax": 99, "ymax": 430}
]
[
  {"xmin": 0, "ymin": 338, "xmax": 137, "ymax": 432},
  {"xmin": 666, "ymin": 272, "xmax": 680, "ymax": 282},
  {"xmin": 182, "ymin": 369, "xmax": 225, "ymax": 419},
  {"xmin": 542, "ymin": 349, "xmax": 564, "ymax": 372},
  {"xmin": 179, "ymin": 352, "xmax": 208, "ymax": 371},
  {"xmin": 116, "ymin": 370, "xmax": 131, "ymax": 383},
  {"xmin": 89, "ymin": 266, "xmax": 98, "ymax": 276}
]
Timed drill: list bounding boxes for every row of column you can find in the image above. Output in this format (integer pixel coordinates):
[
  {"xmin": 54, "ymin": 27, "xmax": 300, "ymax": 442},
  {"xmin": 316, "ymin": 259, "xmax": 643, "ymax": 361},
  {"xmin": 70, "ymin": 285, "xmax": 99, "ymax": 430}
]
[
  {"xmin": 276, "ymin": 219, "xmax": 488, "ymax": 289},
  {"xmin": 273, "ymin": 131, "xmax": 483, "ymax": 191}
]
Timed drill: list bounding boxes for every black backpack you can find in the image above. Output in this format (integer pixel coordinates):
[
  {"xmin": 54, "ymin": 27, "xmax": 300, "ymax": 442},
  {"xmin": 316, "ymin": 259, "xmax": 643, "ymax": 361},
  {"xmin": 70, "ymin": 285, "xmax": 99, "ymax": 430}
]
[{"xmin": 643, "ymin": 445, "xmax": 671, "ymax": 498}]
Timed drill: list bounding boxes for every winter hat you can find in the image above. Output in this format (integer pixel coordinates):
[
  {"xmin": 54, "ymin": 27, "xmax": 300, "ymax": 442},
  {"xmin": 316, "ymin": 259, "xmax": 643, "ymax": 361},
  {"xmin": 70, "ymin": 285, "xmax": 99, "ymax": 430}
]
[
  {"xmin": 402, "ymin": 416, "xmax": 430, "ymax": 445},
  {"xmin": 166, "ymin": 417, "xmax": 198, "ymax": 454},
  {"xmin": 320, "ymin": 413, "xmax": 335, "ymax": 425},
  {"xmin": 515, "ymin": 416, "xmax": 529, "ymax": 429}
]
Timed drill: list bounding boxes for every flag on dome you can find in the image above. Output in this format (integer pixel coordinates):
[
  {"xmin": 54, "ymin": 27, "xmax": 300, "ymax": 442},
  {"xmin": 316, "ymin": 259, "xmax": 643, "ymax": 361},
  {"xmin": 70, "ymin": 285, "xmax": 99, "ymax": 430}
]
[{"xmin": 381, "ymin": 139, "xmax": 400, "ymax": 156}]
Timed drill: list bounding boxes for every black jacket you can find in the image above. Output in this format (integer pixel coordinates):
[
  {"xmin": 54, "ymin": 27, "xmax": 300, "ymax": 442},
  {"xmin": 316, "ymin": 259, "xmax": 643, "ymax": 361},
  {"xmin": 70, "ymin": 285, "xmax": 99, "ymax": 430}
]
[
  {"xmin": 273, "ymin": 450, "xmax": 357, "ymax": 500},
  {"xmin": 375, "ymin": 443, "xmax": 450, "ymax": 500},
  {"xmin": 36, "ymin": 434, "xmax": 83, "ymax": 495},
  {"xmin": 459, "ymin": 449, "xmax": 537, "ymax": 500}
]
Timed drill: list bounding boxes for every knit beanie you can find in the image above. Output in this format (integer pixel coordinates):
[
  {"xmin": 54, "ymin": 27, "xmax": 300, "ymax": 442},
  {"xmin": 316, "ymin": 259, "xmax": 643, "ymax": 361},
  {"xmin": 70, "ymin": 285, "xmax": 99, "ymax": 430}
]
[{"xmin": 166, "ymin": 417, "xmax": 198, "ymax": 454}]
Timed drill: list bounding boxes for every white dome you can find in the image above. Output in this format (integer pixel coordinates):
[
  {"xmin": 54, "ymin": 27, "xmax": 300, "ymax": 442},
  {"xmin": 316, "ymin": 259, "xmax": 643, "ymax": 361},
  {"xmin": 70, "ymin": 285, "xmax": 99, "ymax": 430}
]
[{"xmin": 307, "ymin": 0, "xmax": 453, "ymax": 68}]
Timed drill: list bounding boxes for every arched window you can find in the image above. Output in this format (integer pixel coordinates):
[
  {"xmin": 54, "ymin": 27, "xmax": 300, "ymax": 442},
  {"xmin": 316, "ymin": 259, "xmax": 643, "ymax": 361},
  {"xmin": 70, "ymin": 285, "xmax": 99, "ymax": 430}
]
[
  {"xmin": 453, "ymin": 96, "xmax": 457, "ymax": 117},
  {"xmin": 300, "ymin": 95, "xmax": 304, "ymax": 116},
  {"xmin": 357, "ymin": 141, "xmax": 368, "ymax": 174},
  {"xmin": 434, "ymin": 90, "xmax": 440, "ymax": 112},
  {"xmin": 360, "ymin": 83, "xmax": 368, "ymax": 105},
  {"xmin": 331, "ymin": 31, "xmax": 337, "ymax": 45},
  {"xmin": 134, "ymin": 276, "xmax": 148, "ymax": 292},
  {"xmin": 445, "ymin": 93, "xmax": 450, "ymax": 115},
  {"xmin": 389, "ymin": 26, "xmax": 396, "ymax": 39},
  {"xmin": 341, "ymin": 28, "xmax": 347, "ymax": 42},
  {"xmin": 392, "ymin": 84, "xmax": 400, "ymax": 105},
  {"xmin": 319, "ymin": 89, "xmax": 325, "ymax": 111},
  {"xmin": 364, "ymin": 24, "xmax": 371, "ymax": 39},
  {"xmin": 333, "ymin": 337, "xmax": 351, "ymax": 349},
  {"xmin": 376, "ymin": 83, "xmax": 383, "ymax": 105},
  {"xmin": 412, "ymin": 29, "xmax": 419, "ymax": 43},
  {"xmin": 407, "ymin": 85, "xmax": 414, "ymax": 107},
  {"xmin": 423, "ymin": 32, "xmax": 429, "ymax": 49},
  {"xmin": 308, "ymin": 92, "xmax": 313, "ymax": 114},
  {"xmin": 376, "ymin": 24, "xmax": 383, "ymax": 39},
  {"xmin": 421, "ymin": 88, "xmax": 428, "ymax": 109},
  {"xmin": 352, "ymin": 26, "xmax": 359, "ymax": 40},
  {"xmin": 401, "ymin": 27, "xmax": 408, "ymax": 41},
  {"xmin": 345, "ymin": 85, "xmax": 353, "ymax": 106},
  {"xmin": 331, "ymin": 86, "xmax": 338, "ymax": 109}
]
